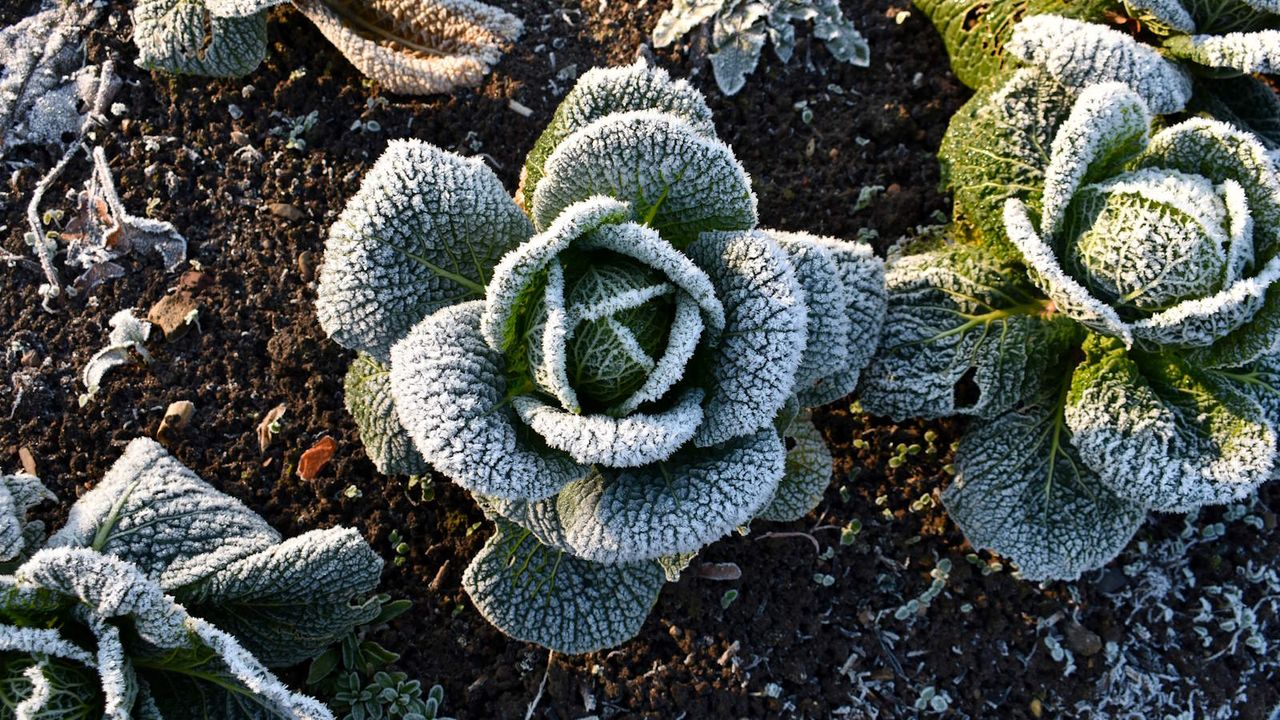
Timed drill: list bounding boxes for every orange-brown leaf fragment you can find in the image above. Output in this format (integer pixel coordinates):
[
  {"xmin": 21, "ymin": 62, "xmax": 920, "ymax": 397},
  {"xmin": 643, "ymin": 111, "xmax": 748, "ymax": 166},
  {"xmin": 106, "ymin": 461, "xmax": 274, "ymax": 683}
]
[{"xmin": 298, "ymin": 435, "xmax": 338, "ymax": 480}]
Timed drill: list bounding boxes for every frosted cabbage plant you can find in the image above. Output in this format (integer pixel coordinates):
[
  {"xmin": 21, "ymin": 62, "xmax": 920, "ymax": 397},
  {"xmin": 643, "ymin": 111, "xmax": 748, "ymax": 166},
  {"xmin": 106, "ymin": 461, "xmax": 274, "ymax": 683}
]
[
  {"xmin": 132, "ymin": 0, "xmax": 521, "ymax": 95},
  {"xmin": 0, "ymin": 438, "xmax": 384, "ymax": 719},
  {"xmin": 861, "ymin": 77, "xmax": 1280, "ymax": 581},
  {"xmin": 316, "ymin": 61, "xmax": 886, "ymax": 653},
  {"xmin": 651, "ymin": 0, "xmax": 870, "ymax": 95},
  {"xmin": 916, "ymin": 0, "xmax": 1280, "ymax": 146}
]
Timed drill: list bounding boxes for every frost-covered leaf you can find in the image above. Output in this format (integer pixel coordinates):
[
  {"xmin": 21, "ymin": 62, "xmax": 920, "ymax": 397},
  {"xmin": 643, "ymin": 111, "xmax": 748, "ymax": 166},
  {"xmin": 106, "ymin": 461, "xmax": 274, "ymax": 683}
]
[
  {"xmin": 756, "ymin": 410, "xmax": 832, "ymax": 521},
  {"xmin": 0, "ymin": 473, "xmax": 54, "ymax": 569},
  {"xmin": 1008, "ymin": 15, "xmax": 1193, "ymax": 115},
  {"xmin": 943, "ymin": 383, "xmax": 1147, "ymax": 582},
  {"xmin": 132, "ymin": 0, "xmax": 269, "ymax": 78},
  {"xmin": 489, "ymin": 426, "xmax": 785, "ymax": 564},
  {"xmin": 177, "ymin": 528, "xmax": 382, "ymax": 667},
  {"xmin": 1065, "ymin": 335, "xmax": 1278, "ymax": 510},
  {"xmin": 512, "ymin": 390, "xmax": 705, "ymax": 467},
  {"xmin": 653, "ymin": 0, "xmax": 724, "ymax": 48},
  {"xmin": 522, "ymin": 61, "xmax": 716, "ymax": 207},
  {"xmin": 343, "ymin": 353, "xmax": 430, "ymax": 476},
  {"xmin": 1190, "ymin": 283, "xmax": 1280, "ymax": 368},
  {"xmin": 317, "ymin": 139, "xmax": 532, "ymax": 362},
  {"xmin": 1123, "ymin": 0, "xmax": 1197, "ymax": 33},
  {"xmin": 531, "ymin": 111, "xmax": 757, "ymax": 246},
  {"xmin": 685, "ymin": 230, "xmax": 807, "ymax": 446},
  {"xmin": 0, "ymin": 2, "xmax": 101, "ymax": 158},
  {"xmin": 47, "ymin": 437, "xmax": 281, "ymax": 591},
  {"xmin": 769, "ymin": 230, "xmax": 886, "ymax": 407},
  {"xmin": 939, "ymin": 68, "xmax": 1077, "ymax": 249},
  {"xmin": 1164, "ymin": 28, "xmax": 1280, "ymax": 74},
  {"xmin": 293, "ymin": 0, "xmax": 522, "ymax": 96},
  {"xmin": 389, "ymin": 301, "xmax": 590, "ymax": 501},
  {"xmin": 771, "ymin": 232, "xmax": 851, "ymax": 395},
  {"xmin": 859, "ymin": 240, "xmax": 1079, "ymax": 420},
  {"xmin": 710, "ymin": 4, "xmax": 768, "ymax": 97},
  {"xmin": 1189, "ymin": 75, "xmax": 1280, "ymax": 150},
  {"xmin": 0, "ymin": 656, "xmax": 100, "ymax": 720},
  {"xmin": 462, "ymin": 520, "xmax": 665, "ymax": 655},
  {"xmin": 81, "ymin": 310, "xmax": 155, "ymax": 401}
]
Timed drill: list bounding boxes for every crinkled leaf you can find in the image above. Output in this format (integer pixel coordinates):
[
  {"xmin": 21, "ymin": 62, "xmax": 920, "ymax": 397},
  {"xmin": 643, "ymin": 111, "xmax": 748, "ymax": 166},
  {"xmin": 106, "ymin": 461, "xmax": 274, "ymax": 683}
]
[
  {"xmin": 1065, "ymin": 335, "xmax": 1277, "ymax": 510},
  {"xmin": 317, "ymin": 139, "xmax": 532, "ymax": 362},
  {"xmin": 1189, "ymin": 75, "xmax": 1280, "ymax": 151},
  {"xmin": 489, "ymin": 426, "xmax": 785, "ymax": 564},
  {"xmin": 132, "ymin": 0, "xmax": 268, "ymax": 78},
  {"xmin": 343, "ymin": 353, "xmax": 430, "ymax": 476},
  {"xmin": 522, "ymin": 61, "xmax": 716, "ymax": 207},
  {"xmin": 756, "ymin": 411, "xmax": 832, "ymax": 522},
  {"xmin": 685, "ymin": 230, "xmax": 807, "ymax": 446},
  {"xmin": 859, "ymin": 240, "xmax": 1080, "ymax": 420},
  {"xmin": 943, "ymin": 383, "xmax": 1147, "ymax": 582},
  {"xmin": 176, "ymin": 528, "xmax": 382, "ymax": 667},
  {"xmin": 46, "ymin": 438, "xmax": 281, "ymax": 592},
  {"xmin": 462, "ymin": 520, "xmax": 665, "ymax": 655},
  {"xmin": 1163, "ymin": 28, "xmax": 1280, "ymax": 74},
  {"xmin": 531, "ymin": 111, "xmax": 757, "ymax": 247},
  {"xmin": 771, "ymin": 232, "xmax": 852, "ymax": 394},
  {"xmin": 709, "ymin": 4, "xmax": 768, "ymax": 97},
  {"xmin": 0, "ymin": 656, "xmax": 100, "ymax": 720},
  {"xmin": 1191, "ymin": 282, "xmax": 1280, "ymax": 368},
  {"xmin": 389, "ymin": 301, "xmax": 590, "ymax": 501},
  {"xmin": 0, "ymin": 474, "xmax": 53, "ymax": 568},
  {"xmin": 940, "ymin": 67, "xmax": 1077, "ymax": 250}
]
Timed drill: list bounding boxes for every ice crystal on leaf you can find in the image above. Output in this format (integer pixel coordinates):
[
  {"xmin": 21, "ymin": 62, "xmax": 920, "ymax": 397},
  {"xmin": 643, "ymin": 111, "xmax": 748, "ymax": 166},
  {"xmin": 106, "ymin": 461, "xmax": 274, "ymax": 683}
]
[
  {"xmin": 864, "ymin": 78, "xmax": 1280, "ymax": 581},
  {"xmin": 318, "ymin": 61, "xmax": 886, "ymax": 653},
  {"xmin": 132, "ymin": 0, "xmax": 522, "ymax": 94},
  {"xmin": 0, "ymin": 438, "xmax": 384, "ymax": 719}
]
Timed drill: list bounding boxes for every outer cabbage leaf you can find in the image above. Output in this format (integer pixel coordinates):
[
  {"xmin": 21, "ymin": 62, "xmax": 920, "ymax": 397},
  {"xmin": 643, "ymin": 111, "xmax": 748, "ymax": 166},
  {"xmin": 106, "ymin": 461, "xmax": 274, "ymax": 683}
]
[
  {"xmin": 1065, "ymin": 335, "xmax": 1278, "ymax": 510},
  {"xmin": 756, "ymin": 411, "xmax": 833, "ymax": 522},
  {"xmin": 175, "ymin": 528, "xmax": 381, "ymax": 667},
  {"xmin": 1008, "ymin": 15, "xmax": 1192, "ymax": 114},
  {"xmin": 0, "ymin": 656, "xmax": 99, "ymax": 720},
  {"xmin": 531, "ymin": 111, "xmax": 757, "ymax": 247},
  {"xmin": 462, "ymin": 520, "xmax": 664, "ymax": 655},
  {"xmin": 859, "ymin": 240, "xmax": 1080, "ymax": 420},
  {"xmin": 488, "ymin": 427, "xmax": 785, "ymax": 564},
  {"xmin": 0, "ymin": 474, "xmax": 53, "ymax": 569},
  {"xmin": 511, "ymin": 390, "xmax": 705, "ymax": 467},
  {"xmin": 771, "ymin": 232, "xmax": 852, "ymax": 395},
  {"xmin": 1189, "ymin": 75, "xmax": 1280, "ymax": 150},
  {"xmin": 132, "ymin": 0, "xmax": 268, "ymax": 78},
  {"xmin": 1190, "ymin": 283, "xmax": 1280, "ymax": 368},
  {"xmin": 343, "ymin": 353, "xmax": 430, "ymax": 476},
  {"xmin": 943, "ymin": 383, "xmax": 1147, "ymax": 582},
  {"xmin": 1163, "ymin": 28, "xmax": 1280, "ymax": 74},
  {"xmin": 939, "ymin": 67, "xmax": 1077, "ymax": 250},
  {"xmin": 685, "ymin": 230, "xmax": 807, "ymax": 447},
  {"xmin": 46, "ymin": 438, "xmax": 281, "ymax": 592},
  {"xmin": 389, "ymin": 301, "xmax": 590, "ymax": 501},
  {"xmin": 521, "ymin": 61, "xmax": 716, "ymax": 207},
  {"xmin": 317, "ymin": 140, "xmax": 533, "ymax": 362}
]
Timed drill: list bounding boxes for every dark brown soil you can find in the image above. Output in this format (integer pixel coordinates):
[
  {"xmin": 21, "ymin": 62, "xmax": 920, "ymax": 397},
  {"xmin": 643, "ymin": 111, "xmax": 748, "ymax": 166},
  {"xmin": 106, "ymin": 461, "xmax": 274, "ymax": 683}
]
[{"xmin": 2, "ymin": 1, "xmax": 1277, "ymax": 719}]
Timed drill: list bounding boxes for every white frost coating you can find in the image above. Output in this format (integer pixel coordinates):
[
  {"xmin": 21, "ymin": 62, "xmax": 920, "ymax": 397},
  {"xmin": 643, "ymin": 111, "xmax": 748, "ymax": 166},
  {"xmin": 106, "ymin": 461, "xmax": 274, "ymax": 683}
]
[
  {"xmin": 480, "ymin": 196, "xmax": 631, "ymax": 350},
  {"xmin": 317, "ymin": 139, "xmax": 532, "ymax": 362},
  {"xmin": 551, "ymin": 61, "xmax": 717, "ymax": 139},
  {"xmin": 771, "ymin": 232, "xmax": 851, "ymax": 392},
  {"xmin": 757, "ymin": 411, "xmax": 834, "ymax": 522},
  {"xmin": 390, "ymin": 302, "xmax": 591, "ymax": 501},
  {"xmin": 1222, "ymin": 178, "xmax": 1255, "ymax": 285},
  {"xmin": 1008, "ymin": 15, "xmax": 1192, "ymax": 115},
  {"xmin": 1178, "ymin": 30, "xmax": 1280, "ymax": 74},
  {"xmin": 1004, "ymin": 199, "xmax": 1132, "ymax": 344},
  {"xmin": 572, "ymin": 282, "xmax": 674, "ymax": 323},
  {"xmin": 1122, "ymin": 0, "xmax": 1196, "ymax": 33},
  {"xmin": 512, "ymin": 389, "xmax": 705, "ymax": 467},
  {"xmin": 294, "ymin": 0, "xmax": 522, "ymax": 96},
  {"xmin": 0, "ymin": 474, "xmax": 53, "ymax": 564},
  {"xmin": 576, "ymin": 222, "xmax": 726, "ymax": 335},
  {"xmin": 0, "ymin": 626, "xmax": 95, "ymax": 666},
  {"xmin": 14, "ymin": 663, "xmax": 51, "ymax": 720},
  {"xmin": 343, "ymin": 354, "xmax": 430, "ymax": 476},
  {"xmin": 532, "ymin": 111, "xmax": 757, "ymax": 243},
  {"xmin": 490, "ymin": 427, "xmax": 786, "ymax": 563},
  {"xmin": 1132, "ymin": 255, "xmax": 1280, "ymax": 348},
  {"xmin": 686, "ymin": 230, "xmax": 807, "ymax": 446},
  {"xmin": 613, "ymin": 292, "xmax": 705, "ymax": 415},
  {"xmin": 133, "ymin": 0, "xmax": 268, "ymax": 78},
  {"xmin": 204, "ymin": 0, "xmax": 280, "ymax": 16},
  {"xmin": 82, "ymin": 309, "xmax": 154, "ymax": 397},
  {"xmin": 188, "ymin": 618, "xmax": 333, "ymax": 720},
  {"xmin": 1039, "ymin": 83, "xmax": 1150, "ymax": 238},
  {"xmin": 536, "ymin": 261, "xmax": 582, "ymax": 413}
]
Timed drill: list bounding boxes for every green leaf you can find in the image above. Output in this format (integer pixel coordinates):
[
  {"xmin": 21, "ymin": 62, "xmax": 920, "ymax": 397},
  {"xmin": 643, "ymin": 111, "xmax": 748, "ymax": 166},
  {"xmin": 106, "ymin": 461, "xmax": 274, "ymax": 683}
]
[
  {"xmin": 939, "ymin": 67, "xmax": 1077, "ymax": 250},
  {"xmin": 344, "ymin": 354, "xmax": 430, "ymax": 477},
  {"xmin": 943, "ymin": 378, "xmax": 1147, "ymax": 581},
  {"xmin": 305, "ymin": 648, "xmax": 340, "ymax": 685},
  {"xmin": 1188, "ymin": 75, "xmax": 1280, "ymax": 151},
  {"xmin": 317, "ymin": 139, "xmax": 533, "ymax": 363},
  {"xmin": 531, "ymin": 112, "xmax": 756, "ymax": 247},
  {"xmin": 522, "ymin": 61, "xmax": 716, "ymax": 208},
  {"xmin": 0, "ymin": 473, "xmax": 53, "ymax": 569},
  {"xmin": 859, "ymin": 239, "xmax": 1079, "ymax": 420},
  {"xmin": 756, "ymin": 411, "xmax": 833, "ymax": 522},
  {"xmin": 45, "ymin": 438, "xmax": 280, "ymax": 592},
  {"xmin": 462, "ymin": 521, "xmax": 665, "ymax": 654},
  {"xmin": 0, "ymin": 656, "xmax": 100, "ymax": 720},
  {"xmin": 1065, "ymin": 334, "xmax": 1278, "ymax": 510},
  {"xmin": 1191, "ymin": 283, "xmax": 1280, "ymax": 368},
  {"xmin": 133, "ymin": 0, "xmax": 268, "ymax": 78}
]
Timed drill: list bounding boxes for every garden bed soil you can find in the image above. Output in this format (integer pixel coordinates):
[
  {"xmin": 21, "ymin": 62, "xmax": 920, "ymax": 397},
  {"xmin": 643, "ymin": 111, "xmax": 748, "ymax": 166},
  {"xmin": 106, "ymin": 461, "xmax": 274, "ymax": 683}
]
[{"xmin": 2, "ymin": 1, "xmax": 1278, "ymax": 718}]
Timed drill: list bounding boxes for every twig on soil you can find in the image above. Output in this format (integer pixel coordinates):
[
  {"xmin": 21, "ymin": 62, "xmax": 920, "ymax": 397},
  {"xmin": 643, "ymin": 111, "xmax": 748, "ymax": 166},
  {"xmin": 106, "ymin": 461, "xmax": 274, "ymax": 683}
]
[
  {"xmin": 756, "ymin": 531, "xmax": 822, "ymax": 553},
  {"xmin": 24, "ymin": 58, "xmax": 115, "ymax": 311},
  {"xmin": 0, "ymin": 248, "xmax": 40, "ymax": 273},
  {"xmin": 524, "ymin": 650, "xmax": 553, "ymax": 720}
]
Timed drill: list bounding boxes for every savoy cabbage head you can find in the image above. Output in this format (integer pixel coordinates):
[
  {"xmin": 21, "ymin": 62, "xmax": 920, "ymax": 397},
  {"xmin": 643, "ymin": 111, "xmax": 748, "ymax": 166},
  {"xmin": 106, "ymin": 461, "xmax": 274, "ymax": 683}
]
[
  {"xmin": 861, "ymin": 75, "xmax": 1280, "ymax": 581},
  {"xmin": 916, "ymin": 0, "xmax": 1280, "ymax": 146},
  {"xmin": 132, "ymin": 0, "xmax": 522, "ymax": 94},
  {"xmin": 651, "ymin": 0, "xmax": 871, "ymax": 96},
  {"xmin": 316, "ymin": 61, "xmax": 886, "ymax": 653},
  {"xmin": 0, "ymin": 438, "xmax": 384, "ymax": 719}
]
